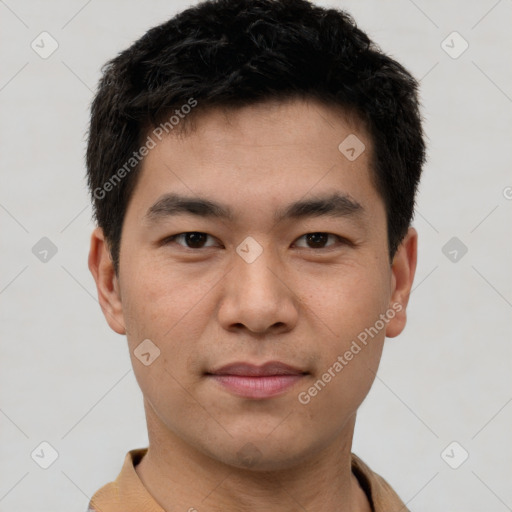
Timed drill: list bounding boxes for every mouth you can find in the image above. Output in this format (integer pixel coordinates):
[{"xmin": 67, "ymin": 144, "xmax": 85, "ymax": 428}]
[{"xmin": 205, "ymin": 361, "xmax": 309, "ymax": 399}]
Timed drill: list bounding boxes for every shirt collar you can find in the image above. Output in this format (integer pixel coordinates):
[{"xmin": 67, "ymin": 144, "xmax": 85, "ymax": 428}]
[{"xmin": 88, "ymin": 448, "xmax": 409, "ymax": 512}]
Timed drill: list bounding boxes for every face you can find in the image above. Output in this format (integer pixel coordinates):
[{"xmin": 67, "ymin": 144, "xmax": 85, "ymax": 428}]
[{"xmin": 89, "ymin": 97, "xmax": 417, "ymax": 471}]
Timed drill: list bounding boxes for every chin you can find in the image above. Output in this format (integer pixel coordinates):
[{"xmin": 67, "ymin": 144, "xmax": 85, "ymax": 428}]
[{"xmin": 206, "ymin": 435, "xmax": 316, "ymax": 473}]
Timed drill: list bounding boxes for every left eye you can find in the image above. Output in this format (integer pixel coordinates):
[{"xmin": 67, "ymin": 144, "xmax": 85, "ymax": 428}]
[{"xmin": 293, "ymin": 232, "xmax": 343, "ymax": 249}]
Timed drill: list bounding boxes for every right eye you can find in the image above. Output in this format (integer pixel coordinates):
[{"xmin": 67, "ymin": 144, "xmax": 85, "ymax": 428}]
[{"xmin": 162, "ymin": 232, "xmax": 221, "ymax": 249}]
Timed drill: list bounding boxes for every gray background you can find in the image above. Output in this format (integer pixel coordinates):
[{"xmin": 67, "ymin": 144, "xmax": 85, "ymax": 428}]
[{"xmin": 1, "ymin": 0, "xmax": 511, "ymax": 510}]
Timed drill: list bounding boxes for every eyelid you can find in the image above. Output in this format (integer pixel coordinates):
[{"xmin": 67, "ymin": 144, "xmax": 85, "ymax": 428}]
[
  {"xmin": 292, "ymin": 233, "xmax": 351, "ymax": 249},
  {"xmin": 162, "ymin": 231, "xmax": 352, "ymax": 250},
  {"xmin": 162, "ymin": 232, "xmax": 222, "ymax": 248}
]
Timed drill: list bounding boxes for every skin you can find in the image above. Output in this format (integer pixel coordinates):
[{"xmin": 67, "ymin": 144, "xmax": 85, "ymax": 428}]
[{"xmin": 89, "ymin": 97, "xmax": 417, "ymax": 512}]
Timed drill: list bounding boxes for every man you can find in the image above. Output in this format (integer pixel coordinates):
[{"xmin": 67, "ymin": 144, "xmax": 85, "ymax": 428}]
[{"xmin": 86, "ymin": 0, "xmax": 425, "ymax": 510}]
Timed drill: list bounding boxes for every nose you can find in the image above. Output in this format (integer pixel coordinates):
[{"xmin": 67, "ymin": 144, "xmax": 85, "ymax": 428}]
[{"xmin": 217, "ymin": 245, "xmax": 299, "ymax": 335}]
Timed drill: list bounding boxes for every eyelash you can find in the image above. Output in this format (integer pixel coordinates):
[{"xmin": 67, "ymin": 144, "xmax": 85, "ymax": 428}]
[{"xmin": 161, "ymin": 232, "xmax": 351, "ymax": 251}]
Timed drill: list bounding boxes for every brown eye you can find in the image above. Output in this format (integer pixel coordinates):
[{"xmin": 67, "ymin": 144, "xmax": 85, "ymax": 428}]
[
  {"xmin": 165, "ymin": 232, "xmax": 218, "ymax": 249},
  {"xmin": 294, "ymin": 232, "xmax": 339, "ymax": 249}
]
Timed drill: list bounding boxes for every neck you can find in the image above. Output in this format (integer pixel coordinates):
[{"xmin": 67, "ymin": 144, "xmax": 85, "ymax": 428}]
[{"xmin": 135, "ymin": 401, "xmax": 371, "ymax": 512}]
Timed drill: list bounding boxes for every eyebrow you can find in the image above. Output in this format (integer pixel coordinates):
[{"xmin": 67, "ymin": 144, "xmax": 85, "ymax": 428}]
[{"xmin": 144, "ymin": 192, "xmax": 364, "ymax": 224}]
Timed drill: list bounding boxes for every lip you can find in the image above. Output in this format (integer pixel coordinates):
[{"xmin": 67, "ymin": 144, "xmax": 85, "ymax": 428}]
[
  {"xmin": 208, "ymin": 361, "xmax": 306, "ymax": 377},
  {"xmin": 206, "ymin": 361, "xmax": 308, "ymax": 399}
]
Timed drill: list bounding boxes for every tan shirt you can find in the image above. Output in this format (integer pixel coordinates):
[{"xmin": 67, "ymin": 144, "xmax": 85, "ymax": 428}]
[{"xmin": 88, "ymin": 448, "xmax": 409, "ymax": 512}]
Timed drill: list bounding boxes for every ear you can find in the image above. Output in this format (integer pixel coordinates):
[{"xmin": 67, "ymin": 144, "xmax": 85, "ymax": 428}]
[
  {"xmin": 385, "ymin": 226, "xmax": 418, "ymax": 338},
  {"xmin": 88, "ymin": 227, "xmax": 126, "ymax": 335}
]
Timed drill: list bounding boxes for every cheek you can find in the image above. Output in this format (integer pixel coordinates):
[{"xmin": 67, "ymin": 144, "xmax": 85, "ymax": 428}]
[
  {"xmin": 119, "ymin": 260, "xmax": 220, "ymax": 401},
  {"xmin": 299, "ymin": 263, "xmax": 389, "ymax": 403},
  {"xmin": 120, "ymin": 256, "xmax": 219, "ymax": 340},
  {"xmin": 304, "ymin": 261, "xmax": 390, "ymax": 339}
]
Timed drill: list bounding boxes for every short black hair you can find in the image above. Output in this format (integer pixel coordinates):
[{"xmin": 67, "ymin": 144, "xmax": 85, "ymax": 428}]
[{"xmin": 86, "ymin": 0, "xmax": 426, "ymax": 274}]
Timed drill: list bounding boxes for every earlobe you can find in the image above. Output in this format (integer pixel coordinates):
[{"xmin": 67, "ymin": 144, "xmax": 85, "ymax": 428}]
[
  {"xmin": 88, "ymin": 227, "xmax": 126, "ymax": 335},
  {"xmin": 385, "ymin": 227, "xmax": 418, "ymax": 339}
]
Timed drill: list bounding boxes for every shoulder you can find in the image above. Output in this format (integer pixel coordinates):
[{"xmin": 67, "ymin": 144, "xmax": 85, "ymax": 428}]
[
  {"xmin": 351, "ymin": 453, "xmax": 409, "ymax": 512},
  {"xmin": 87, "ymin": 480, "xmax": 119, "ymax": 512},
  {"xmin": 87, "ymin": 448, "xmax": 148, "ymax": 512}
]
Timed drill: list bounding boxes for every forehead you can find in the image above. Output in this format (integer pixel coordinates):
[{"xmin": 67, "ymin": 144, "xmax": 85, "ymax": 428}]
[
  {"xmin": 128, "ymin": 97, "xmax": 382, "ymax": 226},
  {"xmin": 164, "ymin": 98, "xmax": 369, "ymax": 158}
]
